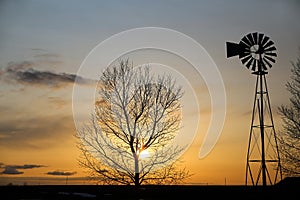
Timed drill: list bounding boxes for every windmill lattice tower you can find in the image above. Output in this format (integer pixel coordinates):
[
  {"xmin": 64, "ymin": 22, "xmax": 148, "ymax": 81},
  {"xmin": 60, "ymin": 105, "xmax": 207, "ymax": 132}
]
[{"xmin": 226, "ymin": 32, "xmax": 282, "ymax": 186}]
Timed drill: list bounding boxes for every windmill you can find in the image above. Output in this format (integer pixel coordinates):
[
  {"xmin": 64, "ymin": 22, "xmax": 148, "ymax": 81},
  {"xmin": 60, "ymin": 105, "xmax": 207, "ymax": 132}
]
[{"xmin": 226, "ymin": 32, "xmax": 282, "ymax": 186}]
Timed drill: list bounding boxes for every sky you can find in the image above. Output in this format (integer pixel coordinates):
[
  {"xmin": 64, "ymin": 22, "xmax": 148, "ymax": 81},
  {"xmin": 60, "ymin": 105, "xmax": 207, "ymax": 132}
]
[{"xmin": 0, "ymin": 0, "xmax": 299, "ymax": 185}]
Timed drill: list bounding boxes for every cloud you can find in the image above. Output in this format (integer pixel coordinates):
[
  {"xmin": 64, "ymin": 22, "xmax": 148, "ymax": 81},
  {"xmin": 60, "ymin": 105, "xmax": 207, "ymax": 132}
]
[
  {"xmin": 14, "ymin": 68, "xmax": 78, "ymax": 86},
  {"xmin": 1, "ymin": 167, "xmax": 23, "ymax": 175},
  {"xmin": 0, "ymin": 61, "xmax": 91, "ymax": 88},
  {"xmin": 0, "ymin": 48, "xmax": 96, "ymax": 88},
  {"xmin": 0, "ymin": 164, "xmax": 46, "ymax": 175},
  {"xmin": 46, "ymin": 171, "xmax": 77, "ymax": 176},
  {"xmin": 7, "ymin": 164, "xmax": 46, "ymax": 169}
]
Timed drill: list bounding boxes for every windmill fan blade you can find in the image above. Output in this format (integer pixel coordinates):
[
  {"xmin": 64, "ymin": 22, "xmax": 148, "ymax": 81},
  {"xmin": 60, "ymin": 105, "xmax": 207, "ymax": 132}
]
[
  {"xmin": 263, "ymin": 40, "xmax": 275, "ymax": 49},
  {"xmin": 265, "ymin": 52, "xmax": 277, "ymax": 57},
  {"xmin": 241, "ymin": 36, "xmax": 252, "ymax": 47},
  {"xmin": 226, "ymin": 42, "xmax": 241, "ymax": 58},
  {"xmin": 252, "ymin": 32, "xmax": 258, "ymax": 44},
  {"xmin": 261, "ymin": 36, "xmax": 270, "ymax": 47},
  {"xmin": 258, "ymin": 33, "xmax": 264, "ymax": 45},
  {"xmin": 260, "ymin": 60, "xmax": 267, "ymax": 70},
  {"xmin": 251, "ymin": 59, "xmax": 257, "ymax": 71},
  {"xmin": 263, "ymin": 57, "xmax": 273, "ymax": 68},
  {"xmin": 264, "ymin": 55, "xmax": 276, "ymax": 63},
  {"xmin": 238, "ymin": 42, "xmax": 250, "ymax": 58},
  {"xmin": 239, "ymin": 49, "xmax": 250, "ymax": 59},
  {"xmin": 264, "ymin": 46, "xmax": 276, "ymax": 52},
  {"xmin": 241, "ymin": 55, "xmax": 252, "ymax": 64},
  {"xmin": 246, "ymin": 58, "xmax": 254, "ymax": 69},
  {"xmin": 246, "ymin": 33, "xmax": 255, "ymax": 45},
  {"xmin": 239, "ymin": 42, "xmax": 250, "ymax": 51}
]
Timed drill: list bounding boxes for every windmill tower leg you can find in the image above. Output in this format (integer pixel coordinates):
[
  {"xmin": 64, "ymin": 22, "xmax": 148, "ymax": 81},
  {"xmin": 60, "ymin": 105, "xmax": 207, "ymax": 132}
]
[{"xmin": 245, "ymin": 73, "xmax": 282, "ymax": 186}]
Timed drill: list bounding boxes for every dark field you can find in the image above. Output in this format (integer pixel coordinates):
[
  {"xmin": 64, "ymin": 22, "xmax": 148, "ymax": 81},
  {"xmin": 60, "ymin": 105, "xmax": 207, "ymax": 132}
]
[{"xmin": 1, "ymin": 177, "xmax": 298, "ymax": 200}]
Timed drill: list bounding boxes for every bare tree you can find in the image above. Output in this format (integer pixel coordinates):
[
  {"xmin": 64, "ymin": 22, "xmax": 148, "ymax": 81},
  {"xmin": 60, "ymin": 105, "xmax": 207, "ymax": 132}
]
[
  {"xmin": 278, "ymin": 52, "xmax": 300, "ymax": 177},
  {"xmin": 76, "ymin": 59, "xmax": 191, "ymax": 185}
]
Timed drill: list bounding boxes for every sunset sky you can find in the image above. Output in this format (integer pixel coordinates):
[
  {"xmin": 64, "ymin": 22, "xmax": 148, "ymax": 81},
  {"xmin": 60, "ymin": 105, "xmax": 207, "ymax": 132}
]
[{"xmin": 0, "ymin": 0, "xmax": 299, "ymax": 185}]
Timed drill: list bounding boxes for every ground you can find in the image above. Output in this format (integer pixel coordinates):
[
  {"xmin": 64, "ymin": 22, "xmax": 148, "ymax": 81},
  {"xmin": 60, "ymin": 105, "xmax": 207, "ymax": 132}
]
[{"xmin": 1, "ymin": 177, "xmax": 298, "ymax": 200}]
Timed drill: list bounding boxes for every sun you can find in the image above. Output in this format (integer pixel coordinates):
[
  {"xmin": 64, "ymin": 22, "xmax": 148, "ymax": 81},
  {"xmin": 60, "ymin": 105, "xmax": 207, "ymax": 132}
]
[{"xmin": 139, "ymin": 149, "xmax": 150, "ymax": 159}]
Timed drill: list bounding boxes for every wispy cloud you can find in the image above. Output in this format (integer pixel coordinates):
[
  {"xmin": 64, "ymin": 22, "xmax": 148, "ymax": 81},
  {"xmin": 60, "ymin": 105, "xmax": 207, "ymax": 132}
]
[
  {"xmin": 34, "ymin": 53, "xmax": 61, "ymax": 59},
  {"xmin": 46, "ymin": 171, "xmax": 77, "ymax": 176},
  {"xmin": 31, "ymin": 48, "xmax": 61, "ymax": 64},
  {"xmin": 0, "ymin": 164, "xmax": 46, "ymax": 175}
]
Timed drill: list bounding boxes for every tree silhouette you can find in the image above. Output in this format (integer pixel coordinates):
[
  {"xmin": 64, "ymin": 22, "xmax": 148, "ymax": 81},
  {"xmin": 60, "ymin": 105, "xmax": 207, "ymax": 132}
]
[
  {"xmin": 278, "ymin": 51, "xmax": 300, "ymax": 177},
  {"xmin": 76, "ymin": 59, "xmax": 191, "ymax": 185}
]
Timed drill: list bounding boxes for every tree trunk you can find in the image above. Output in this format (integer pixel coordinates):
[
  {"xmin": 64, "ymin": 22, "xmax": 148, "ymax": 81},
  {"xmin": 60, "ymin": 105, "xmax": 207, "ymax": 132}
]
[
  {"xmin": 134, "ymin": 172, "xmax": 140, "ymax": 186},
  {"xmin": 134, "ymin": 153, "xmax": 140, "ymax": 186}
]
